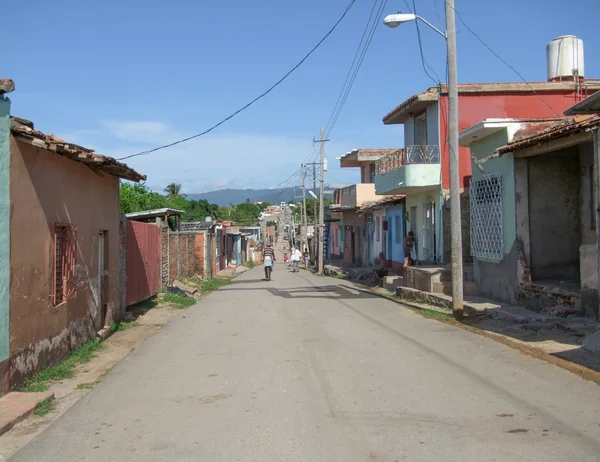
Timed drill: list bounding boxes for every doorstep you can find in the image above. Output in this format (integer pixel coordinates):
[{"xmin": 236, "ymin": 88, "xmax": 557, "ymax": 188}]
[
  {"xmin": 0, "ymin": 391, "xmax": 54, "ymax": 436},
  {"xmin": 395, "ymin": 286, "xmax": 502, "ymax": 317}
]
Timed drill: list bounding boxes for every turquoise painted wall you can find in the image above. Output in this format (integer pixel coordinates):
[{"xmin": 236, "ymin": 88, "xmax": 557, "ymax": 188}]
[
  {"xmin": 0, "ymin": 97, "xmax": 10, "ymax": 363},
  {"xmin": 470, "ymin": 130, "xmax": 515, "ymax": 258}
]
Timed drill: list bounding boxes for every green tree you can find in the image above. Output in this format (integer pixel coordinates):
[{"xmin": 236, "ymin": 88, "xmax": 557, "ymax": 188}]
[
  {"xmin": 120, "ymin": 182, "xmax": 167, "ymax": 214},
  {"xmin": 164, "ymin": 183, "xmax": 183, "ymax": 201},
  {"xmin": 216, "ymin": 206, "xmax": 231, "ymax": 221}
]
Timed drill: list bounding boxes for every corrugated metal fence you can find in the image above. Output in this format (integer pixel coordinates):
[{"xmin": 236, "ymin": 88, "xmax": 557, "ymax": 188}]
[{"xmin": 126, "ymin": 221, "xmax": 160, "ymax": 306}]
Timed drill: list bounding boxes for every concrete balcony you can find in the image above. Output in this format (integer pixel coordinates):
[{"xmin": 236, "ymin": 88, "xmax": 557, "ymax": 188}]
[
  {"xmin": 375, "ymin": 145, "xmax": 441, "ymax": 195},
  {"xmin": 336, "ymin": 183, "xmax": 379, "ymax": 208}
]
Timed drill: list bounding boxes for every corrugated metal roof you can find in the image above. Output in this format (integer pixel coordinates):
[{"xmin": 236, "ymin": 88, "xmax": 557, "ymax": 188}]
[
  {"xmin": 564, "ymin": 91, "xmax": 600, "ymax": 115},
  {"xmin": 125, "ymin": 208, "xmax": 185, "ymax": 220},
  {"xmin": 11, "ymin": 116, "xmax": 146, "ymax": 182},
  {"xmin": 495, "ymin": 114, "xmax": 600, "ymax": 154}
]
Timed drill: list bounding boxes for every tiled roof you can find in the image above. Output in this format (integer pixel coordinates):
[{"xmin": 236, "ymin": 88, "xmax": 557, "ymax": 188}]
[
  {"xmin": 357, "ymin": 195, "xmax": 405, "ymax": 214},
  {"xmin": 495, "ymin": 115, "xmax": 600, "ymax": 154},
  {"xmin": 11, "ymin": 117, "xmax": 145, "ymax": 182}
]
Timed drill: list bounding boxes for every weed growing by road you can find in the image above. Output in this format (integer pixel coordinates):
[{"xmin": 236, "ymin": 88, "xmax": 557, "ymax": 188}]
[
  {"xmin": 77, "ymin": 380, "xmax": 100, "ymax": 390},
  {"xmin": 20, "ymin": 340, "xmax": 103, "ymax": 392},
  {"xmin": 110, "ymin": 320, "xmax": 140, "ymax": 332},
  {"xmin": 245, "ymin": 261, "xmax": 258, "ymax": 268},
  {"xmin": 200, "ymin": 278, "xmax": 231, "ymax": 294},
  {"xmin": 412, "ymin": 307, "xmax": 453, "ymax": 321},
  {"xmin": 163, "ymin": 292, "xmax": 196, "ymax": 308},
  {"xmin": 34, "ymin": 397, "xmax": 55, "ymax": 416},
  {"xmin": 335, "ymin": 273, "xmax": 345, "ymax": 279}
]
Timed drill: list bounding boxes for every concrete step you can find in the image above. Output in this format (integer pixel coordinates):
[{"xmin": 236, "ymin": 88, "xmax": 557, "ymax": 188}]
[
  {"xmin": 432, "ymin": 281, "xmax": 479, "ymax": 296},
  {"xmin": 383, "ymin": 275, "xmax": 403, "ymax": 291},
  {"xmin": 438, "ymin": 268, "xmax": 474, "ymax": 283}
]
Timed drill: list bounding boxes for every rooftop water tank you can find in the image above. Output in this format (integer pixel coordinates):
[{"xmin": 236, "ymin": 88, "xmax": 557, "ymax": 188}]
[{"xmin": 547, "ymin": 35, "xmax": 584, "ymax": 81}]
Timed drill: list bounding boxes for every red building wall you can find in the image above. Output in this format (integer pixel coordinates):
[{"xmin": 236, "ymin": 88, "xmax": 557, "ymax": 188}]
[{"xmin": 438, "ymin": 90, "xmax": 596, "ymax": 189}]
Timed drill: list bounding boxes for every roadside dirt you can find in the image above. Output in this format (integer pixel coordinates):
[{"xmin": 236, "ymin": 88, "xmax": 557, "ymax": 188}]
[{"xmin": 0, "ymin": 303, "xmax": 184, "ymax": 461}]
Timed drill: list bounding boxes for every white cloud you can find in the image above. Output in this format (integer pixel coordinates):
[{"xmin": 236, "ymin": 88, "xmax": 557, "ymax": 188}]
[{"xmin": 61, "ymin": 120, "xmax": 359, "ymax": 194}]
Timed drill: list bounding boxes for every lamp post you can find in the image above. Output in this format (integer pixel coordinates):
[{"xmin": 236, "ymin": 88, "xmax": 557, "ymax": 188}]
[{"xmin": 384, "ymin": 1, "xmax": 463, "ymax": 319}]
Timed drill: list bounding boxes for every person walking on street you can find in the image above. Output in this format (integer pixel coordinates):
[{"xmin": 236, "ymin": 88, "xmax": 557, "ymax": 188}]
[
  {"xmin": 291, "ymin": 246, "xmax": 301, "ymax": 272},
  {"xmin": 303, "ymin": 247, "xmax": 310, "ymax": 270},
  {"xmin": 263, "ymin": 244, "xmax": 276, "ymax": 279}
]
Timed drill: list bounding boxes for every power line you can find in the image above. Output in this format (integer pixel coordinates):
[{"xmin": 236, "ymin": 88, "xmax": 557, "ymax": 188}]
[
  {"xmin": 325, "ymin": 0, "xmax": 389, "ymax": 140},
  {"xmin": 323, "ymin": 0, "xmax": 381, "ymax": 136},
  {"xmin": 118, "ymin": 0, "xmax": 358, "ymax": 161},
  {"xmin": 447, "ymin": 1, "xmax": 562, "ymax": 117},
  {"xmin": 409, "ymin": 0, "xmax": 443, "ymax": 85}
]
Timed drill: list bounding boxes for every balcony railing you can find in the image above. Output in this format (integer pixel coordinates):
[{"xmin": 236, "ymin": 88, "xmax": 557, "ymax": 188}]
[{"xmin": 375, "ymin": 145, "xmax": 440, "ymax": 175}]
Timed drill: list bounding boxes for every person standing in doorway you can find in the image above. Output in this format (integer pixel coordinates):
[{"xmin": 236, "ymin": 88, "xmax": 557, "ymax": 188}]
[{"xmin": 404, "ymin": 231, "xmax": 417, "ymax": 267}]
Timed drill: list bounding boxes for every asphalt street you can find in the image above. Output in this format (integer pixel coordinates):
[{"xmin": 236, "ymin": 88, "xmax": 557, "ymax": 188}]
[{"xmin": 11, "ymin": 256, "xmax": 600, "ymax": 461}]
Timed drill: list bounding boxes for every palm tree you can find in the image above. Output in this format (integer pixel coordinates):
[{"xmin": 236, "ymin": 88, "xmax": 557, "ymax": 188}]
[{"xmin": 164, "ymin": 183, "xmax": 182, "ymax": 201}]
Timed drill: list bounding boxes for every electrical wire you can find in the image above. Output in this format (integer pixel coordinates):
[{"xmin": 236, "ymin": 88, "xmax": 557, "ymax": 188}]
[
  {"xmin": 409, "ymin": 0, "xmax": 443, "ymax": 86},
  {"xmin": 323, "ymin": 0, "xmax": 381, "ymax": 137},
  {"xmin": 447, "ymin": 1, "xmax": 562, "ymax": 117},
  {"xmin": 117, "ymin": 0, "xmax": 358, "ymax": 161},
  {"xmin": 325, "ymin": 0, "xmax": 389, "ymax": 140}
]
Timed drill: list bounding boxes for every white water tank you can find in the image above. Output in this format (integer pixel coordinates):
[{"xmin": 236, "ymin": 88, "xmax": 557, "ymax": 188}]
[{"xmin": 547, "ymin": 35, "xmax": 584, "ymax": 81}]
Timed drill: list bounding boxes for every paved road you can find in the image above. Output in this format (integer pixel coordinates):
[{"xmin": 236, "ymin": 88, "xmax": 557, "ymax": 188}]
[{"xmin": 12, "ymin": 260, "xmax": 600, "ymax": 461}]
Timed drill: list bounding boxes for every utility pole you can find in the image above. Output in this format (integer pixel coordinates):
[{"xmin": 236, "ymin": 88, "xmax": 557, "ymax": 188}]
[
  {"xmin": 312, "ymin": 163, "xmax": 317, "ymax": 264},
  {"xmin": 445, "ymin": 0, "xmax": 463, "ymax": 319},
  {"xmin": 313, "ymin": 126, "xmax": 329, "ymax": 274},
  {"xmin": 301, "ymin": 164, "xmax": 308, "ymax": 255}
]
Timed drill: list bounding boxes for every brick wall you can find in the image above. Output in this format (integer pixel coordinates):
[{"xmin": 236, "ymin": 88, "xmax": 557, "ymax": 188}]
[
  {"xmin": 166, "ymin": 230, "xmax": 207, "ymax": 284},
  {"xmin": 160, "ymin": 223, "xmax": 169, "ymax": 289},
  {"xmin": 442, "ymin": 190, "xmax": 472, "ymax": 265}
]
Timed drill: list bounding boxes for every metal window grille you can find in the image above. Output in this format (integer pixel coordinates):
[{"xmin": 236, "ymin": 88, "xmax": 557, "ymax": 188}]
[
  {"xmin": 469, "ymin": 173, "xmax": 503, "ymax": 261},
  {"xmin": 53, "ymin": 223, "xmax": 77, "ymax": 305}
]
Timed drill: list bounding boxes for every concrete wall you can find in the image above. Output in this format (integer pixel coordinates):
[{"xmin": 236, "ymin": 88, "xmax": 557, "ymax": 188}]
[
  {"xmin": 441, "ymin": 191, "xmax": 471, "ymax": 265},
  {"xmin": 580, "ymin": 244, "xmax": 598, "ymax": 318},
  {"xmin": 439, "ymin": 91, "xmax": 594, "ymax": 190},
  {"xmin": 340, "ymin": 183, "xmax": 378, "ymax": 208},
  {"xmin": 0, "ymin": 97, "xmax": 10, "ymax": 393},
  {"xmin": 9, "ymin": 137, "xmax": 121, "ymax": 388},
  {"xmin": 528, "ymin": 146, "xmax": 580, "ymax": 281},
  {"xmin": 579, "ymin": 142, "xmax": 596, "ymax": 245},
  {"xmin": 405, "ymin": 188, "xmax": 443, "ymax": 263}
]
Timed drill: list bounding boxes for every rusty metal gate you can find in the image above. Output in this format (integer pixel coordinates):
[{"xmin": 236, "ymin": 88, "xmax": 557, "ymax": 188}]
[{"xmin": 126, "ymin": 221, "xmax": 160, "ymax": 306}]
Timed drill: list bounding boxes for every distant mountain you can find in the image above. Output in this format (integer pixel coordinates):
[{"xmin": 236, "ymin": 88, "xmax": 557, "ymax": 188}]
[{"xmin": 188, "ymin": 187, "xmax": 334, "ymax": 206}]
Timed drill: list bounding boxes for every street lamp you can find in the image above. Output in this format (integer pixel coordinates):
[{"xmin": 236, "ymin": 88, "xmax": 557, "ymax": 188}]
[
  {"xmin": 384, "ymin": 2, "xmax": 464, "ymax": 319},
  {"xmin": 383, "ymin": 13, "xmax": 447, "ymax": 38}
]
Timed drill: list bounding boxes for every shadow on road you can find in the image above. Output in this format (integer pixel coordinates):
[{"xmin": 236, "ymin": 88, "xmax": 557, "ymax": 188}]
[{"xmin": 220, "ymin": 284, "xmax": 379, "ymax": 301}]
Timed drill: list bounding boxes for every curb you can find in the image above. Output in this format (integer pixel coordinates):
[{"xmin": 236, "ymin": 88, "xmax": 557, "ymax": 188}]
[
  {"xmin": 323, "ymin": 272, "xmax": 600, "ymax": 385},
  {"xmin": 0, "ymin": 391, "xmax": 55, "ymax": 437}
]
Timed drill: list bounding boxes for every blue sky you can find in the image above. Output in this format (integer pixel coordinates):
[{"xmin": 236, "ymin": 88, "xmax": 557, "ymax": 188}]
[{"xmin": 5, "ymin": 0, "xmax": 599, "ymax": 193}]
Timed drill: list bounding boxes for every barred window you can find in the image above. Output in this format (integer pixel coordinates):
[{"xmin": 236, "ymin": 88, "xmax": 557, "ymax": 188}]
[
  {"xmin": 469, "ymin": 173, "xmax": 503, "ymax": 261},
  {"xmin": 53, "ymin": 223, "xmax": 77, "ymax": 305}
]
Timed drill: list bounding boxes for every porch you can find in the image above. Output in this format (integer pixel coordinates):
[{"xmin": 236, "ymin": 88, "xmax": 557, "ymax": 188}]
[{"xmin": 403, "ymin": 264, "xmax": 479, "ymax": 296}]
